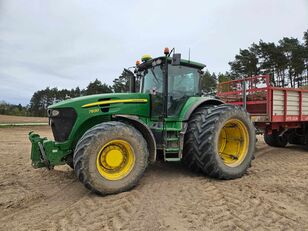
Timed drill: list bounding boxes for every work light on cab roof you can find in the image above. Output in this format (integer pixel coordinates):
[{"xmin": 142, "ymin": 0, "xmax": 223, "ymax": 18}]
[{"xmin": 141, "ymin": 54, "xmax": 152, "ymax": 62}]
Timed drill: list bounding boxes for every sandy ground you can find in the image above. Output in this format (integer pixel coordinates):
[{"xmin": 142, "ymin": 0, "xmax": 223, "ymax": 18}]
[
  {"xmin": 0, "ymin": 115, "xmax": 47, "ymax": 123},
  {"xmin": 0, "ymin": 126, "xmax": 307, "ymax": 231}
]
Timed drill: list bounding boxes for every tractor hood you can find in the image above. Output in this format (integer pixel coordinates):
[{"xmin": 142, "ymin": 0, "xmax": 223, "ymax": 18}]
[{"xmin": 48, "ymin": 93, "xmax": 150, "ymax": 118}]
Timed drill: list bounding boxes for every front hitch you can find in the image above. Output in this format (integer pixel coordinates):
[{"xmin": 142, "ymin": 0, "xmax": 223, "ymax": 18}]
[
  {"xmin": 28, "ymin": 132, "xmax": 51, "ymax": 169},
  {"xmin": 28, "ymin": 132, "xmax": 70, "ymax": 169}
]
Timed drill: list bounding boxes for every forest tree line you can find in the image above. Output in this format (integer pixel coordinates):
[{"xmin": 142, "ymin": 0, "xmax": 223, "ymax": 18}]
[
  {"xmin": 1, "ymin": 30, "xmax": 307, "ymax": 117},
  {"xmin": 0, "ymin": 74, "xmax": 132, "ymax": 117},
  {"xmin": 204, "ymin": 29, "xmax": 308, "ymax": 90}
]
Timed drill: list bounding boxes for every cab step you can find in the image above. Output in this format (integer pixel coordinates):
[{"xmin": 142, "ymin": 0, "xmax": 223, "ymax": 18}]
[
  {"xmin": 164, "ymin": 157, "xmax": 181, "ymax": 161},
  {"xmin": 166, "ymin": 137, "xmax": 179, "ymax": 141},
  {"xmin": 165, "ymin": 148, "xmax": 180, "ymax": 152},
  {"xmin": 164, "ymin": 148, "xmax": 182, "ymax": 161}
]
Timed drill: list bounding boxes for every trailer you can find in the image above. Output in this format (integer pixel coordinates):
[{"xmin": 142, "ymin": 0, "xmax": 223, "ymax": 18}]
[{"xmin": 217, "ymin": 75, "xmax": 308, "ymax": 147}]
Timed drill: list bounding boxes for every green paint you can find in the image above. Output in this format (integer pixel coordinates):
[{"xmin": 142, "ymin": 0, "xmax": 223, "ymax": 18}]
[{"xmin": 28, "ymin": 55, "xmax": 222, "ymax": 168}]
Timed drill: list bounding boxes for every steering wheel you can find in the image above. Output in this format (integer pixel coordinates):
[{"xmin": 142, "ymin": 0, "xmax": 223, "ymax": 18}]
[{"xmin": 170, "ymin": 90, "xmax": 187, "ymax": 99}]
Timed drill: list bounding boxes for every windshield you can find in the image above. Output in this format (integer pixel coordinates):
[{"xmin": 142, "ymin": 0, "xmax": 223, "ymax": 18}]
[{"xmin": 141, "ymin": 65, "xmax": 164, "ymax": 94}]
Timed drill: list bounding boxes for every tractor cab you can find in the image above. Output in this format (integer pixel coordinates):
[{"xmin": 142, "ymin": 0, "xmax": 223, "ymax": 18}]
[{"xmin": 134, "ymin": 48, "xmax": 206, "ymax": 119}]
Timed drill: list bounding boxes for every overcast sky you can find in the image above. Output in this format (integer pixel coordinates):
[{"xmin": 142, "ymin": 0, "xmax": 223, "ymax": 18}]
[{"xmin": 0, "ymin": 0, "xmax": 307, "ymax": 105}]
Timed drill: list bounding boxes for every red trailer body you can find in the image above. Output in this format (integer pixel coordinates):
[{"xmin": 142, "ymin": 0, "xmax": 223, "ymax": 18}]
[{"xmin": 217, "ymin": 75, "xmax": 308, "ymax": 140}]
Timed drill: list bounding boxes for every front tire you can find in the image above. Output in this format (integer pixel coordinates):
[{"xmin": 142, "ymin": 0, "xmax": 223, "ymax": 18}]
[
  {"xmin": 183, "ymin": 104, "xmax": 256, "ymax": 179},
  {"xmin": 73, "ymin": 121, "xmax": 149, "ymax": 195}
]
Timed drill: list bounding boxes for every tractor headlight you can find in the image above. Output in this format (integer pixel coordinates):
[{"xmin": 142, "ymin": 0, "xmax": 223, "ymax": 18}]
[
  {"xmin": 47, "ymin": 109, "xmax": 60, "ymax": 117},
  {"xmin": 51, "ymin": 110, "xmax": 60, "ymax": 117}
]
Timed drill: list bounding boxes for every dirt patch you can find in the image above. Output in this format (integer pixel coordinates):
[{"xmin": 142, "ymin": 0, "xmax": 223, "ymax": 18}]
[
  {"xmin": 0, "ymin": 127, "xmax": 307, "ymax": 230},
  {"xmin": 0, "ymin": 115, "xmax": 47, "ymax": 123}
]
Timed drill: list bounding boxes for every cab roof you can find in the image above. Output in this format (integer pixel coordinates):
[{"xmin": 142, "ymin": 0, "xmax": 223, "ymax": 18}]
[{"xmin": 137, "ymin": 56, "xmax": 206, "ymax": 70}]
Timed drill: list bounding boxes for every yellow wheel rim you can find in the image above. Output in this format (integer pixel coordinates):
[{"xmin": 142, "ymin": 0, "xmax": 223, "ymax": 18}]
[
  {"xmin": 96, "ymin": 140, "xmax": 135, "ymax": 180},
  {"xmin": 218, "ymin": 119, "xmax": 249, "ymax": 167}
]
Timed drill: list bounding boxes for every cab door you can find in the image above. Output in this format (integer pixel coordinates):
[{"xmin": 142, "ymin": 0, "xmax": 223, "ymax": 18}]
[{"xmin": 167, "ymin": 65, "xmax": 200, "ymax": 117}]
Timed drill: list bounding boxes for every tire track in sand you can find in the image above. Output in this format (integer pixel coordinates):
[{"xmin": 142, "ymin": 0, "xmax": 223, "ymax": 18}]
[
  {"xmin": 0, "ymin": 180, "xmax": 89, "ymax": 231},
  {"xmin": 50, "ymin": 190, "xmax": 144, "ymax": 231}
]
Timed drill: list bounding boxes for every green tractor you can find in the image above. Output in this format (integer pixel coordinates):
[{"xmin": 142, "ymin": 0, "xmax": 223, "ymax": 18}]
[{"xmin": 29, "ymin": 48, "xmax": 255, "ymax": 195}]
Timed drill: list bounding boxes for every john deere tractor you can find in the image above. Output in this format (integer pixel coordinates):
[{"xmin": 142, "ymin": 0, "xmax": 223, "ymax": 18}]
[{"xmin": 29, "ymin": 48, "xmax": 255, "ymax": 195}]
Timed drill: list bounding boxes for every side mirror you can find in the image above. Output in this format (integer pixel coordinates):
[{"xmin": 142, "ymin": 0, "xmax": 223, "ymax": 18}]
[
  {"xmin": 172, "ymin": 53, "xmax": 181, "ymax": 65},
  {"xmin": 198, "ymin": 70, "xmax": 204, "ymax": 75}
]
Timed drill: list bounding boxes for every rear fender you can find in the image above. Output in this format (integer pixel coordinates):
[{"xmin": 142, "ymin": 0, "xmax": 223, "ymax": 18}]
[{"xmin": 182, "ymin": 98, "xmax": 224, "ymax": 121}]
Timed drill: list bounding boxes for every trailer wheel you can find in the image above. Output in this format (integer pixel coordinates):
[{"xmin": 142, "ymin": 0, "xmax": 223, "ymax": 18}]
[
  {"xmin": 183, "ymin": 104, "xmax": 255, "ymax": 179},
  {"xmin": 264, "ymin": 131, "xmax": 287, "ymax": 147},
  {"xmin": 73, "ymin": 121, "xmax": 148, "ymax": 195},
  {"xmin": 288, "ymin": 133, "xmax": 303, "ymax": 145}
]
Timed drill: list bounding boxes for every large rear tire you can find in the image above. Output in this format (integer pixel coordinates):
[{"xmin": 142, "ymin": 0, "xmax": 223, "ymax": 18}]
[
  {"xmin": 73, "ymin": 121, "xmax": 148, "ymax": 195},
  {"xmin": 183, "ymin": 104, "xmax": 255, "ymax": 179}
]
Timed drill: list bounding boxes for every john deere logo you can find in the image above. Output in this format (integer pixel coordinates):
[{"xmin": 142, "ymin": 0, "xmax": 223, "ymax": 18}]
[{"xmin": 89, "ymin": 108, "xmax": 100, "ymax": 114}]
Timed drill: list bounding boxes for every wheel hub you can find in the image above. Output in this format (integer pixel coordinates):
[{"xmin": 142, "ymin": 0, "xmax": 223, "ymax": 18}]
[
  {"xmin": 103, "ymin": 147, "xmax": 124, "ymax": 168},
  {"xmin": 96, "ymin": 140, "xmax": 135, "ymax": 180},
  {"xmin": 218, "ymin": 119, "xmax": 249, "ymax": 167}
]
